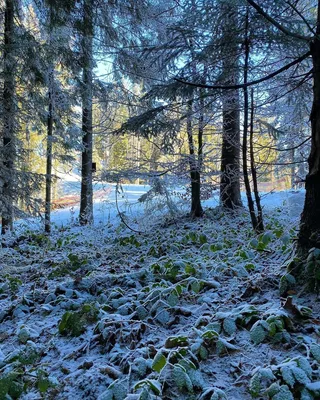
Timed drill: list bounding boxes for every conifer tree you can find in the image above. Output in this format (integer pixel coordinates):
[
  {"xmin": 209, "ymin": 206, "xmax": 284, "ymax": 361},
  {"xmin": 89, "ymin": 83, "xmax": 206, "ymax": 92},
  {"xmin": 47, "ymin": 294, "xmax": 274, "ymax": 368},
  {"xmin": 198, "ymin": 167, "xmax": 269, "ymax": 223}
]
[{"xmin": 1, "ymin": 0, "xmax": 16, "ymax": 234}]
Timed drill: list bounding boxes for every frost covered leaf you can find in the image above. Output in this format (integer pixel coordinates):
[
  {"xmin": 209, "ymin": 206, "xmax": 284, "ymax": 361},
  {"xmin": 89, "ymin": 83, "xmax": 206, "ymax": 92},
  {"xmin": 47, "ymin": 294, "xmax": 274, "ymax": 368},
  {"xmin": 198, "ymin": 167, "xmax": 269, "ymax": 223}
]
[
  {"xmin": 155, "ymin": 308, "xmax": 170, "ymax": 325},
  {"xmin": 199, "ymin": 387, "xmax": 227, "ymax": 400},
  {"xmin": 261, "ymin": 231, "xmax": 274, "ymax": 245},
  {"xmin": 266, "ymin": 382, "xmax": 280, "ymax": 397},
  {"xmin": 310, "ymin": 343, "xmax": 320, "ymax": 362},
  {"xmin": 297, "ymin": 357, "xmax": 313, "ymax": 378},
  {"xmin": 306, "ymin": 381, "xmax": 320, "ymax": 392},
  {"xmin": 167, "ymin": 292, "xmax": 179, "ymax": 306},
  {"xmin": 280, "ymin": 366, "xmax": 295, "ymax": 387},
  {"xmin": 18, "ymin": 327, "xmax": 30, "ymax": 344},
  {"xmin": 259, "ymin": 368, "xmax": 275, "ymax": 380},
  {"xmin": 98, "ymin": 389, "xmax": 114, "ymax": 400},
  {"xmin": 191, "ymin": 280, "xmax": 201, "ymax": 293},
  {"xmin": 250, "ymin": 322, "xmax": 267, "ymax": 344},
  {"xmin": 291, "ymin": 366, "xmax": 311, "ymax": 384},
  {"xmin": 211, "ymin": 388, "xmax": 227, "ymax": 399},
  {"xmin": 301, "ymin": 388, "xmax": 314, "ymax": 400},
  {"xmin": 199, "ymin": 345, "xmax": 209, "ymax": 360},
  {"xmin": 151, "ymin": 351, "xmax": 167, "ymax": 373},
  {"xmin": 106, "ymin": 378, "xmax": 128, "ymax": 400},
  {"xmin": 136, "ymin": 306, "xmax": 148, "ymax": 320},
  {"xmin": 223, "ymin": 318, "xmax": 237, "ymax": 336},
  {"xmin": 165, "ymin": 336, "xmax": 189, "ymax": 348},
  {"xmin": 272, "ymin": 385, "xmax": 294, "ymax": 400},
  {"xmin": 250, "ymin": 238, "xmax": 259, "ymax": 249},
  {"xmin": 134, "ymin": 379, "xmax": 162, "ymax": 396},
  {"xmin": 188, "ymin": 369, "xmax": 205, "ymax": 389},
  {"xmin": 201, "ymin": 330, "xmax": 219, "ymax": 341},
  {"xmin": 173, "ymin": 365, "xmax": 193, "ymax": 392},
  {"xmin": 249, "ymin": 372, "xmax": 261, "ymax": 397},
  {"xmin": 216, "ymin": 338, "xmax": 238, "ymax": 355}
]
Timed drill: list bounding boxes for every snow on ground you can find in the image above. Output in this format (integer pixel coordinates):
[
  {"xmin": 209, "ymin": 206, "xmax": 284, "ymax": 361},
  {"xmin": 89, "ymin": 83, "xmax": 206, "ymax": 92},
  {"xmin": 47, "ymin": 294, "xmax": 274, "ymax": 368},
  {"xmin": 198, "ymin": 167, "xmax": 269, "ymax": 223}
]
[
  {"xmin": 2, "ymin": 186, "xmax": 319, "ymax": 400},
  {"xmin": 47, "ymin": 184, "xmax": 306, "ymax": 229}
]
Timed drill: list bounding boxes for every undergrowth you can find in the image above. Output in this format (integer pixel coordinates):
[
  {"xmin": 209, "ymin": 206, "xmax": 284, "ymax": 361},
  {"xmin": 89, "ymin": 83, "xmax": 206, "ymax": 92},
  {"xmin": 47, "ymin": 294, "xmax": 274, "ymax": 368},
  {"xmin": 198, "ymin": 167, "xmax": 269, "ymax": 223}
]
[{"xmin": 0, "ymin": 208, "xmax": 318, "ymax": 399}]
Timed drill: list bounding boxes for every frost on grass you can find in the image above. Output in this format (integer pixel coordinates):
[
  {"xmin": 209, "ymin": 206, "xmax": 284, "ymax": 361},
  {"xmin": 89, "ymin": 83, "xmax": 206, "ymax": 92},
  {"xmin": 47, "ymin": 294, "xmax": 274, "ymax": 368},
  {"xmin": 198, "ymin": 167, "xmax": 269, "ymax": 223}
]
[{"xmin": 0, "ymin": 203, "xmax": 319, "ymax": 399}]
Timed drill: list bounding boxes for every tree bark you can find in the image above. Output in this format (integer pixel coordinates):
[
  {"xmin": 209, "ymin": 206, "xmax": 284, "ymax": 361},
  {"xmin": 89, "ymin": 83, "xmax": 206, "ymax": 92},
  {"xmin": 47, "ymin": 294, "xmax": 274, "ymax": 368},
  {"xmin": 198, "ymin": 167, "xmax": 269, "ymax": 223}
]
[
  {"xmin": 45, "ymin": 71, "xmax": 53, "ymax": 234},
  {"xmin": 220, "ymin": 3, "xmax": 242, "ymax": 209},
  {"xmin": 290, "ymin": 146, "xmax": 295, "ymax": 189},
  {"xmin": 297, "ymin": 28, "xmax": 320, "ymax": 253},
  {"xmin": 242, "ymin": 9, "xmax": 258, "ymax": 231},
  {"xmin": 79, "ymin": 0, "xmax": 94, "ymax": 225},
  {"xmin": 250, "ymin": 89, "xmax": 264, "ymax": 232},
  {"xmin": 187, "ymin": 101, "xmax": 203, "ymax": 217},
  {"xmin": 1, "ymin": 0, "xmax": 15, "ymax": 235}
]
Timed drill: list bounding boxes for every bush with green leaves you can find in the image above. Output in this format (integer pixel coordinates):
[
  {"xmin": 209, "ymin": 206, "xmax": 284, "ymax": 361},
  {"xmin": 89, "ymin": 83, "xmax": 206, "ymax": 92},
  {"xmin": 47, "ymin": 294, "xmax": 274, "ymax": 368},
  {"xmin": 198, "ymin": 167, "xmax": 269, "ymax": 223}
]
[
  {"xmin": 149, "ymin": 344, "xmax": 206, "ymax": 396},
  {"xmin": 203, "ymin": 304, "xmax": 259, "ymax": 336},
  {"xmin": 150, "ymin": 258, "xmax": 200, "ymax": 282},
  {"xmin": 250, "ymin": 231, "xmax": 275, "ymax": 251},
  {"xmin": 250, "ymin": 312, "xmax": 293, "ymax": 345},
  {"xmin": 0, "ymin": 370, "xmax": 24, "ymax": 399},
  {"xmin": 249, "ymin": 356, "xmax": 320, "ymax": 399},
  {"xmin": 58, "ymin": 303, "xmax": 99, "ymax": 336},
  {"xmin": 0, "ymin": 347, "xmax": 56, "ymax": 399}
]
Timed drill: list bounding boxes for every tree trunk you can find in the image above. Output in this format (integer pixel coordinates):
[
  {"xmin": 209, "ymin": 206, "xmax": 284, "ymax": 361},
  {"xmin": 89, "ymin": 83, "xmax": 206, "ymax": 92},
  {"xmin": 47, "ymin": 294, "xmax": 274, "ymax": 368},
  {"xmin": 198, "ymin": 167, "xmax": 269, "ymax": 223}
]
[
  {"xmin": 242, "ymin": 10, "xmax": 258, "ymax": 231},
  {"xmin": 220, "ymin": 3, "xmax": 242, "ymax": 209},
  {"xmin": 250, "ymin": 89, "xmax": 264, "ymax": 232},
  {"xmin": 79, "ymin": 0, "xmax": 94, "ymax": 225},
  {"xmin": 297, "ymin": 28, "xmax": 320, "ymax": 254},
  {"xmin": 187, "ymin": 101, "xmax": 203, "ymax": 217},
  {"xmin": 1, "ymin": 0, "xmax": 15, "ymax": 235},
  {"xmin": 45, "ymin": 71, "xmax": 53, "ymax": 234},
  {"xmin": 290, "ymin": 146, "xmax": 295, "ymax": 189}
]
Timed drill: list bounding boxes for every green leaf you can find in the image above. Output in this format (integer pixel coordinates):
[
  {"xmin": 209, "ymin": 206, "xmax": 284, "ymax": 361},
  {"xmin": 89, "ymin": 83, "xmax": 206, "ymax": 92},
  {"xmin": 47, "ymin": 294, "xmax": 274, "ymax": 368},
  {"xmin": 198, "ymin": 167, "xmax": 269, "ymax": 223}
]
[
  {"xmin": 199, "ymin": 234, "xmax": 207, "ymax": 244},
  {"xmin": 201, "ymin": 330, "xmax": 219, "ymax": 340},
  {"xmin": 152, "ymin": 352, "xmax": 167, "ymax": 373},
  {"xmin": 134, "ymin": 379, "xmax": 162, "ymax": 396},
  {"xmin": 250, "ymin": 322, "xmax": 267, "ymax": 344},
  {"xmin": 191, "ymin": 280, "xmax": 201, "ymax": 293},
  {"xmin": 165, "ymin": 336, "xmax": 189, "ymax": 348},
  {"xmin": 249, "ymin": 373, "xmax": 261, "ymax": 397},
  {"xmin": 185, "ymin": 264, "xmax": 196, "ymax": 276}
]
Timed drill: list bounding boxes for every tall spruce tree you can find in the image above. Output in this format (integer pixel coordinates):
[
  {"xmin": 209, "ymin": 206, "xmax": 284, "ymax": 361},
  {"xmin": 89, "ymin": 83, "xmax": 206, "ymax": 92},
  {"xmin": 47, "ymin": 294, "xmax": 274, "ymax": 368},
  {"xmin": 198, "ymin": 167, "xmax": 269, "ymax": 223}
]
[
  {"xmin": 219, "ymin": 1, "xmax": 243, "ymax": 209},
  {"xmin": 79, "ymin": 0, "xmax": 94, "ymax": 225},
  {"xmin": 1, "ymin": 0, "xmax": 15, "ymax": 234}
]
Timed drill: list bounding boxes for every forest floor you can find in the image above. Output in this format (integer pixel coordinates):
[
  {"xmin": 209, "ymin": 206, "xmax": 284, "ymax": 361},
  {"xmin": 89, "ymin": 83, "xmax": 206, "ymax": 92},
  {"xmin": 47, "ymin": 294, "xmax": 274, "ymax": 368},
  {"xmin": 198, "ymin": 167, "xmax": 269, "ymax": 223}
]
[{"xmin": 1, "ymin": 188, "xmax": 320, "ymax": 400}]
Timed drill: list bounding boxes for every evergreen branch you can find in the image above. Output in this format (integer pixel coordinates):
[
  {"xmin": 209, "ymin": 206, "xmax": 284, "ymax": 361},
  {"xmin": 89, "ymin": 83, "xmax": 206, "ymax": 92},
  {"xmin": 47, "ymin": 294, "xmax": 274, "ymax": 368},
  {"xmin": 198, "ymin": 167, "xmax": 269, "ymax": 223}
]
[
  {"xmin": 285, "ymin": 0, "xmax": 316, "ymax": 36},
  {"xmin": 246, "ymin": 0, "xmax": 311, "ymax": 42},
  {"xmin": 175, "ymin": 51, "xmax": 311, "ymax": 90},
  {"xmin": 254, "ymin": 136, "xmax": 311, "ymax": 152}
]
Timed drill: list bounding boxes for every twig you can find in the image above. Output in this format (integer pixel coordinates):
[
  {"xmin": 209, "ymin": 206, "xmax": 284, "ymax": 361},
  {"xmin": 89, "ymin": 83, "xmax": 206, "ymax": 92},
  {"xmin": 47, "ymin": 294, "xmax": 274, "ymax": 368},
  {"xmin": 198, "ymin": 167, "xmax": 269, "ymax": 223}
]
[{"xmin": 115, "ymin": 181, "xmax": 145, "ymax": 235}]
